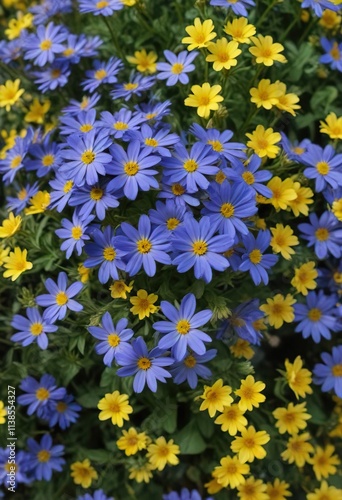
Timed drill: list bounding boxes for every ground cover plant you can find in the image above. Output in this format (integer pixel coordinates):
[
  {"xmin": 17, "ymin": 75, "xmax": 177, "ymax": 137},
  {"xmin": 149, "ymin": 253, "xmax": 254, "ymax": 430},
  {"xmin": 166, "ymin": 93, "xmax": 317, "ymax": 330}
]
[{"xmin": 0, "ymin": 0, "xmax": 342, "ymax": 498}]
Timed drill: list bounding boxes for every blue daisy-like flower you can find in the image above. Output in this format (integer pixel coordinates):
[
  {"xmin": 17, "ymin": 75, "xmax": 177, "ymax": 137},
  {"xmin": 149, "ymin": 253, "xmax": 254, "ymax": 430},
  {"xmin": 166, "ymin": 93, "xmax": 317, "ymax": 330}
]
[
  {"xmin": 320, "ymin": 37, "xmax": 342, "ymax": 71},
  {"xmin": 224, "ymin": 155, "xmax": 273, "ymax": 198},
  {"xmin": 97, "ymin": 108, "xmax": 144, "ymax": 138},
  {"xmin": 298, "ymin": 211, "xmax": 342, "ymax": 260},
  {"xmin": 169, "ymin": 349, "xmax": 217, "ymax": 389},
  {"xmin": 77, "ymin": 489, "xmax": 114, "ymax": 500},
  {"xmin": 280, "ymin": 133, "xmax": 311, "ymax": 163},
  {"xmin": 59, "ymin": 109, "xmax": 99, "ymax": 136},
  {"xmin": 210, "ymin": 0, "xmax": 255, "ymax": 16},
  {"xmin": 111, "ymin": 74, "xmax": 155, "ymax": 101},
  {"xmin": 6, "ymin": 182, "xmax": 39, "ymax": 214},
  {"xmin": 55, "ymin": 212, "xmax": 94, "ymax": 259},
  {"xmin": 26, "ymin": 135, "xmax": 62, "ymax": 178},
  {"xmin": 0, "ymin": 129, "xmax": 33, "ymax": 184},
  {"xmin": 23, "ymin": 22, "xmax": 67, "ymax": 66},
  {"xmin": 124, "ymin": 123, "xmax": 179, "ymax": 157},
  {"xmin": 239, "ymin": 230, "xmax": 278, "ymax": 285},
  {"xmin": 313, "ymin": 345, "xmax": 342, "ymax": 397},
  {"xmin": 46, "ymin": 394, "xmax": 81, "ymax": 429},
  {"xmin": 17, "ymin": 374, "xmax": 66, "ymax": 417},
  {"xmin": 62, "ymin": 93, "xmax": 101, "ymax": 115},
  {"xmin": 69, "ymin": 180, "xmax": 119, "ymax": 221},
  {"xmin": 78, "ymin": 0, "xmax": 123, "ymax": 16},
  {"xmin": 148, "ymin": 200, "xmax": 187, "ymax": 232},
  {"xmin": 301, "ymin": 0, "xmax": 339, "ymax": 18},
  {"xmin": 49, "ymin": 175, "xmax": 74, "ymax": 212},
  {"xmin": 156, "ymin": 50, "xmax": 198, "ymax": 86},
  {"xmin": 217, "ymin": 299, "xmax": 264, "ymax": 345},
  {"xmin": 301, "ymin": 144, "xmax": 342, "ymax": 192},
  {"xmin": 31, "ymin": 61, "xmax": 71, "ymax": 93},
  {"xmin": 11, "ymin": 307, "xmax": 58, "ymax": 350},
  {"xmin": 26, "ymin": 434, "xmax": 65, "ymax": 481},
  {"xmin": 0, "ymin": 449, "xmax": 32, "ymax": 487},
  {"xmin": 82, "ymin": 57, "xmax": 123, "ymax": 93}
]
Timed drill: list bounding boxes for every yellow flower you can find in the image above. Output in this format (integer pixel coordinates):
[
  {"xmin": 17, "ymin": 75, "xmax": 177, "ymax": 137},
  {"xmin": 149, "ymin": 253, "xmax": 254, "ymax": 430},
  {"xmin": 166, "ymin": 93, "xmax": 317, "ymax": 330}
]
[
  {"xmin": 212, "ymin": 455, "xmax": 250, "ymax": 488},
  {"xmin": 116, "ymin": 427, "xmax": 149, "ymax": 456},
  {"xmin": 319, "ymin": 9, "xmax": 342, "ymax": 30},
  {"xmin": 287, "ymin": 181, "xmax": 314, "ymax": 216},
  {"xmin": 25, "ymin": 191, "xmax": 51, "ymax": 215},
  {"xmin": 199, "ymin": 378, "xmax": 233, "ymax": 417},
  {"xmin": 130, "ymin": 289, "xmax": 158, "ymax": 319},
  {"xmin": 274, "ymin": 81, "xmax": 301, "ymax": 116},
  {"xmin": 205, "ymin": 477, "xmax": 224, "ymax": 494},
  {"xmin": 0, "ymin": 246, "xmax": 10, "ymax": 266},
  {"xmin": 214, "ymin": 404, "xmax": 247, "ymax": 435},
  {"xmin": 97, "ymin": 391, "xmax": 133, "ymax": 427},
  {"xmin": 0, "ymin": 212, "xmax": 22, "ymax": 238},
  {"xmin": 231, "ymin": 425, "xmax": 270, "ymax": 463},
  {"xmin": 78, "ymin": 263, "xmax": 90, "ymax": 283},
  {"xmin": 128, "ymin": 462, "xmax": 153, "ymax": 483},
  {"xmin": 308, "ymin": 445, "xmax": 340, "ymax": 481},
  {"xmin": 320, "ymin": 111, "xmax": 342, "ymax": 139},
  {"xmin": 249, "ymin": 35, "xmax": 286, "ymax": 66},
  {"xmin": 259, "ymin": 294, "xmax": 296, "ymax": 329},
  {"xmin": 246, "ymin": 125, "xmax": 281, "ymax": 159},
  {"xmin": 306, "ymin": 480, "xmax": 342, "ymax": 500},
  {"xmin": 270, "ymin": 224, "xmax": 299, "ymax": 260},
  {"xmin": 70, "ymin": 459, "xmax": 98, "ymax": 488},
  {"xmin": 266, "ymin": 177, "xmax": 297, "ymax": 211},
  {"xmin": 24, "ymin": 98, "xmax": 51, "ymax": 124},
  {"xmin": 249, "ymin": 79, "xmax": 283, "ymax": 110},
  {"xmin": 182, "ymin": 18, "xmax": 216, "ymax": 51},
  {"xmin": 291, "ymin": 261, "xmax": 317, "ymax": 296},
  {"xmin": 223, "ymin": 17, "xmax": 256, "ymax": 44},
  {"xmin": 126, "ymin": 49, "xmax": 158, "ymax": 74},
  {"xmin": 3, "ymin": 247, "xmax": 32, "ymax": 281},
  {"xmin": 146, "ymin": 436, "xmax": 180, "ymax": 471},
  {"xmin": 206, "ymin": 38, "xmax": 241, "ymax": 71},
  {"xmin": 230, "ymin": 339, "xmax": 254, "ymax": 360},
  {"xmin": 235, "ymin": 375, "xmax": 266, "ymax": 412},
  {"xmin": 0, "ymin": 79, "xmax": 25, "ymax": 112},
  {"xmin": 273, "ymin": 402, "xmax": 311, "ymax": 435},
  {"xmin": 110, "ymin": 280, "xmax": 133, "ymax": 299},
  {"xmin": 0, "ymin": 401, "xmax": 6, "ymax": 424},
  {"xmin": 281, "ymin": 432, "xmax": 314, "ymax": 467},
  {"xmin": 332, "ymin": 197, "xmax": 342, "ymax": 221},
  {"xmin": 237, "ymin": 476, "xmax": 268, "ymax": 500},
  {"xmin": 284, "ymin": 356, "xmax": 313, "ymax": 399},
  {"xmin": 184, "ymin": 82, "xmax": 223, "ymax": 119},
  {"xmin": 5, "ymin": 12, "xmax": 33, "ymax": 40},
  {"xmin": 266, "ymin": 479, "xmax": 292, "ymax": 500}
]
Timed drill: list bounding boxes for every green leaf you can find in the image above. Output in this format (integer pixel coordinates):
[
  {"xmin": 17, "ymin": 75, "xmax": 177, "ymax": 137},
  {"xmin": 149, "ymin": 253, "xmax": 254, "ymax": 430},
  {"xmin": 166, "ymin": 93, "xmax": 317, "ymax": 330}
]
[
  {"xmin": 85, "ymin": 449, "xmax": 113, "ymax": 464},
  {"xmin": 174, "ymin": 420, "xmax": 207, "ymax": 455},
  {"xmin": 161, "ymin": 403, "xmax": 177, "ymax": 433}
]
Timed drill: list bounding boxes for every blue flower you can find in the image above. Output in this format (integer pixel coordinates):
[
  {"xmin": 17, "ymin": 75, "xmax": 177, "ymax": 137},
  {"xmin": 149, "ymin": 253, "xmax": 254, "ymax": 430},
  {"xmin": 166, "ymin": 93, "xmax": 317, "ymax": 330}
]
[
  {"xmin": 6, "ymin": 182, "xmax": 39, "ymax": 214},
  {"xmin": 210, "ymin": 0, "xmax": 255, "ymax": 15},
  {"xmin": 172, "ymin": 216, "xmax": 233, "ymax": 283},
  {"xmin": 59, "ymin": 109, "xmax": 98, "ymax": 136},
  {"xmin": 77, "ymin": 489, "xmax": 114, "ymax": 500},
  {"xmin": 69, "ymin": 180, "xmax": 119, "ymax": 220},
  {"xmin": 202, "ymin": 180, "xmax": 257, "ymax": 237},
  {"xmin": 280, "ymin": 133, "xmax": 311, "ymax": 163},
  {"xmin": 320, "ymin": 37, "xmax": 342, "ymax": 71},
  {"xmin": 170, "ymin": 349, "xmax": 217, "ymax": 389},
  {"xmin": 46, "ymin": 394, "xmax": 81, "ymax": 429},
  {"xmin": 153, "ymin": 293, "xmax": 213, "ymax": 361},
  {"xmin": 148, "ymin": 200, "xmax": 187, "ymax": 232},
  {"xmin": 18, "ymin": 374, "xmax": 66, "ymax": 417},
  {"xmin": 134, "ymin": 99, "xmax": 171, "ymax": 122},
  {"xmin": 239, "ymin": 230, "xmax": 278, "ymax": 285},
  {"xmin": 49, "ymin": 175, "xmax": 74, "ymax": 212},
  {"xmin": 224, "ymin": 155, "xmax": 273, "ymax": 197},
  {"xmin": 124, "ymin": 123, "xmax": 179, "ymax": 157},
  {"xmin": 82, "ymin": 57, "xmax": 123, "ymax": 93},
  {"xmin": 55, "ymin": 212, "xmax": 94, "ymax": 259},
  {"xmin": 157, "ymin": 50, "xmax": 198, "ymax": 86},
  {"xmin": 0, "ymin": 449, "xmax": 31, "ymax": 487},
  {"xmin": 29, "ymin": 0, "xmax": 72, "ymax": 24},
  {"xmin": 23, "ymin": 22, "xmax": 67, "ymax": 66},
  {"xmin": 301, "ymin": 144, "xmax": 342, "ymax": 192},
  {"xmin": 313, "ymin": 345, "xmax": 342, "ymax": 397},
  {"xmin": 98, "ymin": 108, "xmax": 144, "ymax": 138},
  {"xmin": 115, "ymin": 214, "xmax": 171, "ymax": 277},
  {"xmin": 294, "ymin": 290, "xmax": 338, "ymax": 343},
  {"xmin": 301, "ymin": 0, "xmax": 339, "ymax": 17},
  {"xmin": 163, "ymin": 488, "xmax": 211, "ymax": 500},
  {"xmin": 88, "ymin": 312, "xmax": 134, "ymax": 366},
  {"xmin": 11, "ymin": 307, "xmax": 58, "ymax": 350},
  {"xmin": 298, "ymin": 211, "xmax": 342, "ymax": 259},
  {"xmin": 26, "ymin": 434, "xmax": 65, "ymax": 481},
  {"xmin": 106, "ymin": 140, "xmax": 160, "ymax": 200},
  {"xmin": 217, "ymin": 299, "xmax": 264, "ymax": 345},
  {"xmin": 57, "ymin": 33, "xmax": 88, "ymax": 64},
  {"xmin": 31, "ymin": 61, "xmax": 71, "ymax": 93},
  {"xmin": 36, "ymin": 271, "xmax": 83, "ymax": 322},
  {"xmin": 0, "ymin": 129, "xmax": 33, "ymax": 184},
  {"xmin": 116, "ymin": 337, "xmax": 173, "ymax": 393},
  {"xmin": 62, "ymin": 93, "xmax": 101, "ymax": 115},
  {"xmin": 111, "ymin": 74, "xmax": 155, "ymax": 101},
  {"xmin": 78, "ymin": 0, "xmax": 123, "ymax": 16},
  {"xmin": 26, "ymin": 135, "xmax": 62, "ymax": 177}
]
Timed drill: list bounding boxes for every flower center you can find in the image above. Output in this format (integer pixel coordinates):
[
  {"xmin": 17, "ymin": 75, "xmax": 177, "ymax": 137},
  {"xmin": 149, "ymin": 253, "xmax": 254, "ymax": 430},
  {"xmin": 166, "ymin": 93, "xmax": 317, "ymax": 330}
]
[
  {"xmin": 90, "ymin": 187, "xmax": 103, "ymax": 200},
  {"xmin": 18, "ymin": 188, "xmax": 27, "ymax": 200},
  {"xmin": 56, "ymin": 401, "xmax": 67, "ymax": 413},
  {"xmin": 103, "ymin": 246, "xmax": 116, "ymax": 261},
  {"xmin": 71, "ymin": 226, "xmax": 83, "ymax": 240},
  {"xmin": 40, "ymin": 39, "xmax": 52, "ymax": 51},
  {"xmin": 55, "ymin": 291, "xmax": 68, "ymax": 306},
  {"xmin": 114, "ymin": 121, "xmax": 129, "ymax": 130},
  {"xmin": 171, "ymin": 183, "xmax": 185, "ymax": 195},
  {"xmin": 137, "ymin": 357, "xmax": 152, "ymax": 370},
  {"xmin": 30, "ymin": 322, "xmax": 43, "ymax": 336},
  {"xmin": 37, "ymin": 450, "xmax": 51, "ymax": 463},
  {"xmin": 195, "ymin": 33, "xmax": 206, "ymax": 44},
  {"xmin": 42, "ymin": 154, "xmax": 55, "ymax": 167},
  {"xmin": 169, "ymin": 62, "xmax": 184, "ymax": 76},
  {"xmin": 124, "ymin": 83, "xmax": 139, "ymax": 90},
  {"xmin": 315, "ymin": 227, "xmax": 329, "ymax": 241},
  {"xmin": 95, "ymin": 68, "xmax": 107, "ymax": 80},
  {"xmin": 316, "ymin": 161, "xmax": 330, "ymax": 175},
  {"xmin": 184, "ymin": 354, "xmax": 196, "ymax": 367},
  {"xmin": 249, "ymin": 249, "xmax": 262, "ymax": 264},
  {"xmin": 333, "ymin": 272, "xmax": 342, "ymax": 284},
  {"xmin": 308, "ymin": 308, "xmax": 322, "ymax": 322},
  {"xmin": 183, "ymin": 159, "xmax": 199, "ymax": 172},
  {"xmin": 244, "ymin": 438, "xmax": 256, "ymax": 448},
  {"xmin": 36, "ymin": 387, "xmax": 50, "ymax": 401},
  {"xmin": 63, "ymin": 180, "xmax": 74, "ymax": 193},
  {"xmin": 166, "ymin": 217, "xmax": 180, "ymax": 230},
  {"xmin": 63, "ymin": 48, "xmax": 75, "ymax": 57},
  {"xmin": 215, "ymin": 171, "xmax": 226, "ymax": 183},
  {"xmin": 220, "ymin": 202, "xmax": 235, "ymax": 218},
  {"xmin": 192, "ymin": 240, "xmax": 208, "ymax": 255},
  {"xmin": 128, "ymin": 436, "xmax": 138, "ymax": 445},
  {"xmin": 4, "ymin": 463, "xmax": 16, "ymax": 473},
  {"xmin": 51, "ymin": 69, "xmax": 61, "ymax": 79},
  {"xmin": 199, "ymin": 95, "xmax": 210, "ymax": 106},
  {"xmin": 226, "ymin": 463, "xmax": 237, "ymax": 474},
  {"xmin": 136, "ymin": 238, "xmax": 152, "ymax": 254},
  {"xmin": 176, "ymin": 319, "xmax": 191, "ymax": 335},
  {"xmin": 144, "ymin": 138, "xmax": 158, "ymax": 147},
  {"xmin": 284, "ymin": 412, "xmax": 295, "ymax": 423},
  {"xmin": 109, "ymin": 402, "xmax": 120, "ymax": 412},
  {"xmin": 206, "ymin": 389, "xmax": 218, "ymax": 402},
  {"xmin": 10, "ymin": 155, "xmax": 22, "ymax": 169},
  {"xmin": 242, "ymin": 171, "xmax": 255, "ymax": 185},
  {"xmin": 96, "ymin": 0, "xmax": 109, "ymax": 7},
  {"xmin": 332, "ymin": 364, "xmax": 342, "ymax": 377},
  {"xmin": 80, "ymin": 123, "xmax": 93, "ymax": 133},
  {"xmin": 207, "ymin": 139, "xmax": 224, "ymax": 152},
  {"xmin": 108, "ymin": 333, "xmax": 121, "ymax": 347},
  {"xmin": 124, "ymin": 160, "xmax": 139, "ymax": 176},
  {"xmin": 81, "ymin": 150, "xmax": 96, "ymax": 164},
  {"xmin": 330, "ymin": 43, "xmax": 340, "ymax": 60}
]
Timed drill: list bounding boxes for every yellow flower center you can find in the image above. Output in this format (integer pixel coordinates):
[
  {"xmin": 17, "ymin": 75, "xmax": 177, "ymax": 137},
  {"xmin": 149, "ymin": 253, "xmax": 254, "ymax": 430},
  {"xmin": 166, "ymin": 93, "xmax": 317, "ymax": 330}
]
[
  {"xmin": 63, "ymin": 48, "xmax": 75, "ymax": 57},
  {"xmin": 171, "ymin": 183, "xmax": 185, "ymax": 195},
  {"xmin": 292, "ymin": 146, "xmax": 305, "ymax": 155},
  {"xmin": 242, "ymin": 171, "xmax": 255, "ymax": 185},
  {"xmin": 71, "ymin": 226, "xmax": 83, "ymax": 240},
  {"xmin": 94, "ymin": 68, "xmax": 107, "ymax": 80},
  {"xmin": 206, "ymin": 388, "xmax": 219, "ymax": 402},
  {"xmin": 124, "ymin": 160, "xmax": 139, "ymax": 176},
  {"xmin": 136, "ymin": 238, "xmax": 152, "ymax": 254},
  {"xmin": 226, "ymin": 463, "xmax": 238, "ymax": 474},
  {"xmin": 308, "ymin": 308, "xmax": 322, "ymax": 322},
  {"xmin": 137, "ymin": 357, "xmax": 152, "ymax": 370},
  {"xmin": 146, "ymin": 112, "xmax": 157, "ymax": 120},
  {"xmin": 56, "ymin": 401, "xmax": 67, "ymax": 413},
  {"xmin": 198, "ymin": 95, "xmax": 210, "ymax": 106},
  {"xmin": 330, "ymin": 43, "xmax": 340, "ymax": 60},
  {"xmin": 171, "ymin": 62, "xmax": 184, "ymax": 74},
  {"xmin": 144, "ymin": 137, "xmax": 158, "ymax": 147},
  {"xmin": 18, "ymin": 188, "xmax": 27, "ymax": 200},
  {"xmin": 103, "ymin": 246, "xmax": 116, "ymax": 261},
  {"xmin": 51, "ymin": 69, "xmax": 61, "ymax": 79},
  {"xmin": 215, "ymin": 171, "xmax": 226, "ymax": 184},
  {"xmin": 176, "ymin": 319, "xmax": 191, "ymax": 335},
  {"xmin": 55, "ymin": 291, "xmax": 68, "ymax": 306},
  {"xmin": 107, "ymin": 333, "xmax": 121, "ymax": 347},
  {"xmin": 10, "ymin": 155, "xmax": 22, "ymax": 169},
  {"xmin": 315, "ymin": 228, "xmax": 329, "ymax": 241},
  {"xmin": 37, "ymin": 450, "xmax": 51, "ymax": 463},
  {"xmin": 4, "ymin": 463, "xmax": 16, "ymax": 473},
  {"xmin": 42, "ymin": 154, "xmax": 55, "ymax": 167},
  {"xmin": 81, "ymin": 150, "xmax": 96, "ymax": 164},
  {"xmin": 40, "ymin": 39, "xmax": 52, "ymax": 51},
  {"xmin": 183, "ymin": 159, "xmax": 199, "ymax": 172},
  {"xmin": 207, "ymin": 139, "xmax": 224, "ymax": 152},
  {"xmin": 316, "ymin": 161, "xmax": 330, "ymax": 175},
  {"xmin": 249, "ymin": 249, "xmax": 262, "ymax": 264},
  {"xmin": 109, "ymin": 402, "xmax": 120, "ymax": 413},
  {"xmin": 243, "ymin": 437, "xmax": 256, "ymax": 448},
  {"xmin": 194, "ymin": 33, "xmax": 206, "ymax": 44},
  {"xmin": 114, "ymin": 121, "xmax": 129, "ymax": 130},
  {"xmin": 80, "ymin": 98, "xmax": 89, "ymax": 109},
  {"xmin": 80, "ymin": 123, "xmax": 93, "ymax": 133},
  {"xmin": 36, "ymin": 387, "xmax": 50, "ymax": 401},
  {"xmin": 30, "ymin": 322, "xmax": 43, "ymax": 336},
  {"xmin": 192, "ymin": 240, "xmax": 208, "ymax": 255},
  {"xmin": 96, "ymin": 0, "xmax": 109, "ymax": 7},
  {"xmin": 184, "ymin": 354, "xmax": 196, "ymax": 367},
  {"xmin": 332, "ymin": 364, "xmax": 342, "ymax": 376},
  {"xmin": 333, "ymin": 272, "xmax": 342, "ymax": 284},
  {"xmin": 63, "ymin": 180, "xmax": 74, "ymax": 193},
  {"xmin": 90, "ymin": 187, "xmax": 103, "ymax": 200},
  {"xmin": 124, "ymin": 83, "xmax": 139, "ymax": 90},
  {"xmin": 166, "ymin": 217, "xmax": 180, "ymax": 230},
  {"xmin": 128, "ymin": 436, "xmax": 138, "ymax": 446},
  {"xmin": 220, "ymin": 202, "xmax": 235, "ymax": 218}
]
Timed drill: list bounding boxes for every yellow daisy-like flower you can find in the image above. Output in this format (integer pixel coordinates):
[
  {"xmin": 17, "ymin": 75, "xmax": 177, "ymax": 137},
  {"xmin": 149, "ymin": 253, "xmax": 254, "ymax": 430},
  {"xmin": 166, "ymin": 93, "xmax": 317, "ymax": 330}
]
[
  {"xmin": 182, "ymin": 18, "xmax": 216, "ymax": 51},
  {"xmin": 273, "ymin": 402, "xmax": 311, "ymax": 435},
  {"xmin": 320, "ymin": 111, "xmax": 342, "ymax": 139},
  {"xmin": 259, "ymin": 294, "xmax": 296, "ymax": 329},
  {"xmin": 205, "ymin": 477, "xmax": 224, "ymax": 494},
  {"xmin": 332, "ymin": 197, "xmax": 342, "ymax": 221},
  {"xmin": 237, "ymin": 476, "xmax": 268, "ymax": 500},
  {"xmin": 273, "ymin": 81, "xmax": 301, "ymax": 116},
  {"xmin": 284, "ymin": 356, "xmax": 313, "ymax": 399},
  {"xmin": 0, "ymin": 401, "xmax": 7, "ymax": 424},
  {"xmin": 223, "ymin": 17, "xmax": 256, "ymax": 44},
  {"xmin": 110, "ymin": 279, "xmax": 134, "ymax": 299},
  {"xmin": 231, "ymin": 425, "xmax": 270, "ymax": 463},
  {"xmin": 212, "ymin": 455, "xmax": 250, "ymax": 488},
  {"xmin": 97, "ymin": 391, "xmax": 133, "ymax": 427},
  {"xmin": 266, "ymin": 177, "xmax": 297, "ymax": 211},
  {"xmin": 0, "ymin": 212, "xmax": 22, "ymax": 238},
  {"xmin": 249, "ymin": 35, "xmax": 286, "ymax": 66},
  {"xmin": 206, "ymin": 38, "xmax": 241, "ymax": 71},
  {"xmin": 249, "ymin": 79, "xmax": 283, "ymax": 110},
  {"xmin": 184, "ymin": 82, "xmax": 224, "ymax": 119},
  {"xmin": 291, "ymin": 261, "xmax": 318, "ymax": 296},
  {"xmin": 281, "ymin": 432, "xmax": 314, "ymax": 467},
  {"xmin": 24, "ymin": 98, "xmax": 51, "ymax": 124},
  {"xmin": 0, "ymin": 79, "xmax": 25, "ymax": 112},
  {"xmin": 270, "ymin": 224, "xmax": 299, "ymax": 260},
  {"xmin": 3, "ymin": 247, "xmax": 32, "ymax": 281},
  {"xmin": 199, "ymin": 378, "xmax": 234, "ymax": 417},
  {"xmin": 126, "ymin": 49, "xmax": 158, "ymax": 74},
  {"xmin": 0, "ymin": 246, "xmax": 10, "ymax": 266},
  {"xmin": 246, "ymin": 125, "xmax": 281, "ymax": 159},
  {"xmin": 25, "ymin": 191, "xmax": 51, "ymax": 215},
  {"xmin": 77, "ymin": 263, "xmax": 90, "ymax": 284},
  {"xmin": 214, "ymin": 404, "xmax": 247, "ymax": 435},
  {"xmin": 116, "ymin": 427, "xmax": 149, "ymax": 456},
  {"xmin": 5, "ymin": 12, "xmax": 33, "ymax": 40},
  {"xmin": 306, "ymin": 480, "xmax": 342, "ymax": 500},
  {"xmin": 266, "ymin": 478, "xmax": 292, "ymax": 500},
  {"xmin": 230, "ymin": 339, "xmax": 254, "ymax": 360},
  {"xmin": 287, "ymin": 181, "xmax": 314, "ymax": 217},
  {"xmin": 308, "ymin": 444, "xmax": 340, "ymax": 481},
  {"xmin": 130, "ymin": 289, "xmax": 158, "ymax": 320},
  {"xmin": 128, "ymin": 462, "xmax": 153, "ymax": 483},
  {"xmin": 319, "ymin": 9, "xmax": 342, "ymax": 30},
  {"xmin": 70, "ymin": 459, "xmax": 98, "ymax": 488},
  {"xmin": 235, "ymin": 375, "xmax": 266, "ymax": 412},
  {"xmin": 146, "ymin": 436, "xmax": 180, "ymax": 471}
]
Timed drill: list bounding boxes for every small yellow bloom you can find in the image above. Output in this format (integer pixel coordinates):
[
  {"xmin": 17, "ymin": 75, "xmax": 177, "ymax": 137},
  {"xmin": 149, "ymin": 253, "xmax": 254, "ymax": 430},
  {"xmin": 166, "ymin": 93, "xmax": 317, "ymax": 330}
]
[
  {"xmin": 0, "ymin": 401, "xmax": 6, "ymax": 424},
  {"xmin": 78, "ymin": 263, "xmax": 90, "ymax": 283},
  {"xmin": 205, "ymin": 477, "xmax": 224, "ymax": 494},
  {"xmin": 25, "ymin": 191, "xmax": 51, "ymax": 215},
  {"xmin": 24, "ymin": 98, "xmax": 51, "ymax": 124},
  {"xmin": 182, "ymin": 18, "xmax": 216, "ymax": 51},
  {"xmin": 308, "ymin": 445, "xmax": 340, "ymax": 481},
  {"xmin": 332, "ymin": 198, "xmax": 342, "ymax": 221},
  {"xmin": 235, "ymin": 375, "xmax": 266, "ymax": 412},
  {"xmin": 231, "ymin": 425, "xmax": 270, "ymax": 463},
  {"xmin": 306, "ymin": 480, "xmax": 342, "ymax": 500},
  {"xmin": 3, "ymin": 247, "xmax": 32, "ymax": 281},
  {"xmin": 70, "ymin": 459, "xmax": 98, "ymax": 488},
  {"xmin": 214, "ymin": 404, "xmax": 247, "ymax": 435},
  {"xmin": 270, "ymin": 224, "xmax": 299, "ymax": 260},
  {"xmin": 128, "ymin": 462, "xmax": 153, "ymax": 483},
  {"xmin": 246, "ymin": 125, "xmax": 281, "ymax": 159},
  {"xmin": 237, "ymin": 476, "xmax": 268, "ymax": 499},
  {"xmin": 230, "ymin": 339, "xmax": 254, "ymax": 360},
  {"xmin": 0, "ymin": 246, "xmax": 10, "ymax": 266},
  {"xmin": 184, "ymin": 82, "xmax": 223, "ymax": 119},
  {"xmin": 199, "ymin": 378, "xmax": 233, "ymax": 417},
  {"xmin": 288, "ymin": 181, "xmax": 314, "ymax": 216},
  {"xmin": 281, "ymin": 432, "xmax": 314, "ymax": 467},
  {"xmin": 320, "ymin": 111, "xmax": 342, "ymax": 140},
  {"xmin": 130, "ymin": 289, "xmax": 158, "ymax": 319},
  {"xmin": 0, "ymin": 79, "xmax": 25, "ymax": 112},
  {"xmin": 212, "ymin": 455, "xmax": 250, "ymax": 488},
  {"xmin": 5, "ymin": 12, "xmax": 33, "ymax": 40},
  {"xmin": 319, "ymin": 9, "xmax": 342, "ymax": 30},
  {"xmin": 223, "ymin": 17, "xmax": 256, "ymax": 44},
  {"xmin": 291, "ymin": 261, "xmax": 317, "ymax": 296},
  {"xmin": 97, "ymin": 391, "xmax": 133, "ymax": 427},
  {"xmin": 266, "ymin": 177, "xmax": 297, "ymax": 211},
  {"xmin": 249, "ymin": 35, "xmax": 286, "ymax": 66},
  {"xmin": 116, "ymin": 427, "xmax": 149, "ymax": 456},
  {"xmin": 110, "ymin": 280, "xmax": 133, "ymax": 299},
  {"xmin": 260, "ymin": 294, "xmax": 296, "ymax": 329},
  {"xmin": 146, "ymin": 436, "xmax": 180, "ymax": 471},
  {"xmin": 273, "ymin": 402, "xmax": 311, "ymax": 435},
  {"xmin": 250, "ymin": 79, "xmax": 283, "ymax": 110},
  {"xmin": 0, "ymin": 212, "xmax": 22, "ymax": 238},
  {"xmin": 284, "ymin": 355, "xmax": 313, "ymax": 399},
  {"xmin": 126, "ymin": 49, "xmax": 158, "ymax": 74},
  {"xmin": 206, "ymin": 38, "xmax": 241, "ymax": 71},
  {"xmin": 274, "ymin": 81, "xmax": 301, "ymax": 116},
  {"xmin": 266, "ymin": 478, "xmax": 292, "ymax": 500}
]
